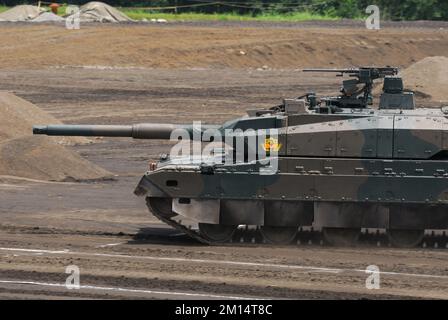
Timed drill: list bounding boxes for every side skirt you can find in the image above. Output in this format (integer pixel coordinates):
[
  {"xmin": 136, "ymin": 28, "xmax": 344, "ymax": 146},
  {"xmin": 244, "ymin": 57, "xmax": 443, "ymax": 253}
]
[{"xmin": 170, "ymin": 198, "xmax": 448, "ymax": 230}]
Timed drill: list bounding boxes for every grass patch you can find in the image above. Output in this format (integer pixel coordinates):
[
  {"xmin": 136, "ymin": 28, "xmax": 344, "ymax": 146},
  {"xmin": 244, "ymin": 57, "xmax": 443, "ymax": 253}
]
[
  {"xmin": 56, "ymin": 4, "xmax": 69, "ymax": 16},
  {"xmin": 0, "ymin": 5, "xmax": 9, "ymax": 14},
  {"xmin": 120, "ymin": 10, "xmax": 337, "ymax": 22}
]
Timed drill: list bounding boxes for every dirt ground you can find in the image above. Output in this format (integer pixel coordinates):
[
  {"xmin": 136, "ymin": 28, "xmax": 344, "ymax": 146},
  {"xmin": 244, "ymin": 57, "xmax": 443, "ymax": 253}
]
[
  {"xmin": 0, "ymin": 22, "xmax": 448, "ymax": 300},
  {"xmin": 1, "ymin": 22, "xmax": 448, "ymax": 70}
]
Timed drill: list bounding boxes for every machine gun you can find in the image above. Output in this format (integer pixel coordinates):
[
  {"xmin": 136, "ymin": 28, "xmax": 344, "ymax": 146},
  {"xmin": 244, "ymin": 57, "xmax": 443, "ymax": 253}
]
[{"xmin": 303, "ymin": 67, "xmax": 399, "ymax": 110}]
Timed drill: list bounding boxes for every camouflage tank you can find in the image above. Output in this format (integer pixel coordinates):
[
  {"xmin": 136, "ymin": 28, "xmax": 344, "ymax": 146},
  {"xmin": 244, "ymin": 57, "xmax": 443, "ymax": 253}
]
[{"xmin": 33, "ymin": 67, "xmax": 448, "ymax": 248}]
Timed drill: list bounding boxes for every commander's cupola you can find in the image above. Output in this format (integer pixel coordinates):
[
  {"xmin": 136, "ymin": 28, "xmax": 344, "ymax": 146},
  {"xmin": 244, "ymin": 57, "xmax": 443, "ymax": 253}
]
[{"xmin": 379, "ymin": 76, "xmax": 415, "ymax": 110}]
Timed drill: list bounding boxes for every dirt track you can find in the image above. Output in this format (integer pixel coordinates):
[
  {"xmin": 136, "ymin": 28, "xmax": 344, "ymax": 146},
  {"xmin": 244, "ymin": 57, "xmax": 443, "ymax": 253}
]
[{"xmin": 0, "ymin": 22, "xmax": 448, "ymax": 299}]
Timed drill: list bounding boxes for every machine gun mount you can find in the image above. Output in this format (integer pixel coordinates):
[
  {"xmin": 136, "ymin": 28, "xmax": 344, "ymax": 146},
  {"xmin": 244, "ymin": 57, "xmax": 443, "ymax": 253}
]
[{"xmin": 303, "ymin": 67, "xmax": 399, "ymax": 110}]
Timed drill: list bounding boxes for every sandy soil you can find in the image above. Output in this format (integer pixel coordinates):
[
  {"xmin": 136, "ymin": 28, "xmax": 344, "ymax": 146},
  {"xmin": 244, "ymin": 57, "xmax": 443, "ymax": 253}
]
[
  {"xmin": 0, "ymin": 23, "xmax": 447, "ymax": 70},
  {"xmin": 401, "ymin": 56, "xmax": 448, "ymax": 103},
  {"xmin": 0, "ymin": 92, "xmax": 110, "ymax": 181},
  {"xmin": 0, "ymin": 22, "xmax": 447, "ymax": 300}
]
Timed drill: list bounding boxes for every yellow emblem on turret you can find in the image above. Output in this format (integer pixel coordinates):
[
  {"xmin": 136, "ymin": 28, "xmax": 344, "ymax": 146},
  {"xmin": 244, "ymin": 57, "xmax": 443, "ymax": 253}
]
[{"xmin": 262, "ymin": 137, "xmax": 282, "ymax": 152}]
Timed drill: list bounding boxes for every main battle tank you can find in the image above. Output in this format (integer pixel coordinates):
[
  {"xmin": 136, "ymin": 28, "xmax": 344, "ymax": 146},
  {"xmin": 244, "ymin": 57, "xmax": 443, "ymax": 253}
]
[{"xmin": 33, "ymin": 67, "xmax": 448, "ymax": 248}]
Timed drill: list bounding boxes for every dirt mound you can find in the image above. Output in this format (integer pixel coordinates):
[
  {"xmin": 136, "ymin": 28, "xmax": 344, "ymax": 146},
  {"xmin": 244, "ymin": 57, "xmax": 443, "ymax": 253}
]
[
  {"xmin": 401, "ymin": 56, "xmax": 448, "ymax": 104},
  {"xmin": 32, "ymin": 12, "xmax": 65, "ymax": 23},
  {"xmin": 0, "ymin": 91, "xmax": 87, "ymax": 145},
  {"xmin": 0, "ymin": 136, "xmax": 110, "ymax": 181},
  {"xmin": 0, "ymin": 5, "xmax": 42, "ymax": 22},
  {"xmin": 69, "ymin": 2, "xmax": 134, "ymax": 23},
  {"xmin": 0, "ymin": 92, "xmax": 111, "ymax": 181}
]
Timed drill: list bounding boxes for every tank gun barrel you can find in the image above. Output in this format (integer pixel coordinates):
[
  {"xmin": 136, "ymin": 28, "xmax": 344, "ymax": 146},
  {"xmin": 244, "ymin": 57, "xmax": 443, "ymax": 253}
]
[
  {"xmin": 303, "ymin": 67, "xmax": 398, "ymax": 78},
  {"xmin": 33, "ymin": 123, "xmax": 219, "ymax": 140},
  {"xmin": 303, "ymin": 68, "xmax": 358, "ymax": 73}
]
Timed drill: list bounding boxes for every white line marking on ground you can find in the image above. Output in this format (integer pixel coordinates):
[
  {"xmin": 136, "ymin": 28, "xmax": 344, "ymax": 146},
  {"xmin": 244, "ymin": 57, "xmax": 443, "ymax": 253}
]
[
  {"xmin": 0, "ymin": 248, "xmax": 69, "ymax": 254},
  {"xmin": 1, "ymin": 246, "xmax": 447, "ymax": 280},
  {"xmin": 95, "ymin": 242, "xmax": 125, "ymax": 248},
  {"xmin": 0, "ymin": 184, "xmax": 27, "ymax": 189},
  {"xmin": 0, "ymin": 280, "xmax": 257, "ymax": 300}
]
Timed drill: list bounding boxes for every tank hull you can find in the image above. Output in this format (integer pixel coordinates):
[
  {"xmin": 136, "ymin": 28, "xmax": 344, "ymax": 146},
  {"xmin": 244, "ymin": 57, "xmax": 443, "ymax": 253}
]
[{"xmin": 137, "ymin": 156, "xmax": 448, "ymax": 236}]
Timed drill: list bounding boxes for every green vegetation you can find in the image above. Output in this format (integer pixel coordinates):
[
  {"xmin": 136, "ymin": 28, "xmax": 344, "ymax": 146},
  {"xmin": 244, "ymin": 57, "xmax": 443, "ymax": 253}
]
[
  {"xmin": 121, "ymin": 9, "xmax": 336, "ymax": 22},
  {"xmin": 81, "ymin": 0, "xmax": 448, "ymax": 21},
  {"xmin": 0, "ymin": 5, "xmax": 8, "ymax": 13},
  {"xmin": 1, "ymin": 1, "xmax": 447, "ymax": 21},
  {"xmin": 57, "ymin": 4, "xmax": 69, "ymax": 16}
]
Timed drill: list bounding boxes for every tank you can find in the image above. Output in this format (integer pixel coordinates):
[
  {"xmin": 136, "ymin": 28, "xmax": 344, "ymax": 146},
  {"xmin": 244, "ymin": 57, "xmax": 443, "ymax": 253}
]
[{"xmin": 33, "ymin": 67, "xmax": 448, "ymax": 248}]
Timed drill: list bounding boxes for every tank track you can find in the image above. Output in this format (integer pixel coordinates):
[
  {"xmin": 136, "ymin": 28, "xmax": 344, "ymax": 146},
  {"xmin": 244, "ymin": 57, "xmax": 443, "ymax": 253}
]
[
  {"xmin": 151, "ymin": 208, "xmax": 211, "ymax": 245},
  {"xmin": 148, "ymin": 198, "xmax": 448, "ymax": 249},
  {"xmin": 151, "ymin": 210, "xmax": 448, "ymax": 249}
]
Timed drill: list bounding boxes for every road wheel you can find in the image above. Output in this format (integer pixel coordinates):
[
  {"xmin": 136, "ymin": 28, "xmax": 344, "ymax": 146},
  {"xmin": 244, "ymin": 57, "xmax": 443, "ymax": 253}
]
[
  {"xmin": 260, "ymin": 226, "xmax": 297, "ymax": 245},
  {"xmin": 322, "ymin": 227, "xmax": 360, "ymax": 247},
  {"xmin": 388, "ymin": 229, "xmax": 424, "ymax": 248},
  {"xmin": 147, "ymin": 197, "xmax": 176, "ymax": 218},
  {"xmin": 199, "ymin": 223, "xmax": 237, "ymax": 243}
]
